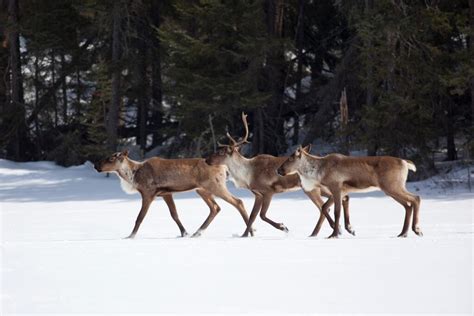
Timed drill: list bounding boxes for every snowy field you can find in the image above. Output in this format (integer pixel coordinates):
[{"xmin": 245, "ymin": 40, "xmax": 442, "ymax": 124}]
[{"xmin": 1, "ymin": 159, "xmax": 473, "ymax": 314}]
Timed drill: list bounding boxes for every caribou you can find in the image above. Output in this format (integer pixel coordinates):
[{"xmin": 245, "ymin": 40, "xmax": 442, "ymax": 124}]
[
  {"xmin": 206, "ymin": 113, "xmax": 353, "ymax": 237},
  {"xmin": 277, "ymin": 146, "xmax": 422, "ymax": 238},
  {"xmin": 94, "ymin": 150, "xmax": 253, "ymax": 238}
]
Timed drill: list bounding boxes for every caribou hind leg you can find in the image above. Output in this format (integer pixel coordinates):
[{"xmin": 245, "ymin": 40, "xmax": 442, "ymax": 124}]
[
  {"xmin": 410, "ymin": 194, "xmax": 422, "ymax": 236},
  {"xmin": 191, "ymin": 189, "xmax": 221, "ymax": 237},
  {"xmin": 386, "ymin": 190, "xmax": 413, "ymax": 238},
  {"xmin": 218, "ymin": 190, "xmax": 253, "ymax": 236},
  {"xmin": 259, "ymin": 193, "xmax": 288, "ymax": 233}
]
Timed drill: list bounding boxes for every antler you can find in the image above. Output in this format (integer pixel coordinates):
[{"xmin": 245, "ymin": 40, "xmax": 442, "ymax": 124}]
[
  {"xmin": 231, "ymin": 112, "xmax": 250, "ymax": 147},
  {"xmin": 225, "ymin": 132, "xmax": 238, "ymax": 146},
  {"xmin": 239, "ymin": 112, "xmax": 250, "ymax": 145},
  {"xmin": 221, "ymin": 112, "xmax": 250, "ymax": 148},
  {"xmin": 217, "ymin": 140, "xmax": 229, "ymax": 147}
]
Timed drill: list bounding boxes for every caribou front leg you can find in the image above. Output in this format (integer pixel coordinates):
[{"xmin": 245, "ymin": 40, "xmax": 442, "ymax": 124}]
[
  {"xmin": 342, "ymin": 196, "xmax": 355, "ymax": 235},
  {"xmin": 241, "ymin": 192, "xmax": 263, "ymax": 237},
  {"xmin": 327, "ymin": 188, "xmax": 342, "ymax": 239},
  {"xmin": 304, "ymin": 189, "xmax": 335, "ymax": 237},
  {"xmin": 126, "ymin": 191, "xmax": 154, "ymax": 239},
  {"xmin": 309, "ymin": 196, "xmax": 334, "ymax": 237},
  {"xmin": 162, "ymin": 194, "xmax": 188, "ymax": 237}
]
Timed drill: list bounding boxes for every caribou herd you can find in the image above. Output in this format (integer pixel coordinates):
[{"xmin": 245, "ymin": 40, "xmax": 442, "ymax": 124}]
[{"xmin": 94, "ymin": 113, "xmax": 422, "ymax": 239}]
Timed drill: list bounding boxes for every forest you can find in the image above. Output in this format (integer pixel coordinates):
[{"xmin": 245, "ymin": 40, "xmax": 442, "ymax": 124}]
[{"xmin": 1, "ymin": 0, "xmax": 473, "ymax": 177}]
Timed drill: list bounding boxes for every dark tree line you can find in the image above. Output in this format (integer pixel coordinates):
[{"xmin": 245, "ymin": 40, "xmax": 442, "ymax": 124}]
[{"xmin": 0, "ymin": 0, "xmax": 473, "ymax": 175}]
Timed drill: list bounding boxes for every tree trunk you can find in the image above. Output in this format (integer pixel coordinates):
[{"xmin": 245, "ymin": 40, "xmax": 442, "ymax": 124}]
[
  {"xmin": 75, "ymin": 68, "xmax": 81, "ymax": 116},
  {"xmin": 136, "ymin": 31, "xmax": 148, "ymax": 152},
  {"xmin": 7, "ymin": 0, "xmax": 27, "ymax": 161},
  {"xmin": 51, "ymin": 51, "xmax": 58, "ymax": 127},
  {"xmin": 292, "ymin": 0, "xmax": 304, "ymax": 145},
  {"xmin": 446, "ymin": 100, "xmax": 457, "ymax": 161},
  {"xmin": 34, "ymin": 56, "xmax": 41, "ymax": 157},
  {"xmin": 150, "ymin": 0, "xmax": 163, "ymax": 148},
  {"xmin": 261, "ymin": 0, "xmax": 286, "ymax": 155},
  {"xmin": 255, "ymin": 108, "xmax": 265, "ymax": 154},
  {"xmin": 470, "ymin": 0, "xmax": 474, "ymax": 125},
  {"xmin": 60, "ymin": 52, "xmax": 68, "ymax": 123},
  {"xmin": 365, "ymin": 0, "xmax": 376, "ymax": 156},
  {"xmin": 0, "ymin": 17, "xmax": 8, "ymax": 117},
  {"xmin": 339, "ymin": 88, "xmax": 349, "ymax": 155},
  {"xmin": 107, "ymin": 1, "xmax": 122, "ymax": 151}
]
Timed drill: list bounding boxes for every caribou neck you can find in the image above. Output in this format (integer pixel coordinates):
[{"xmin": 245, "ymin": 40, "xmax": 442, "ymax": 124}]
[
  {"xmin": 225, "ymin": 153, "xmax": 252, "ymax": 188},
  {"xmin": 116, "ymin": 158, "xmax": 142, "ymax": 185},
  {"xmin": 298, "ymin": 155, "xmax": 324, "ymax": 190}
]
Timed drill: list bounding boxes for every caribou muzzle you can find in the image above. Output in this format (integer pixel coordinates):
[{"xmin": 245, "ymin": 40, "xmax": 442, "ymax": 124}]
[{"xmin": 94, "ymin": 162, "xmax": 102, "ymax": 172}]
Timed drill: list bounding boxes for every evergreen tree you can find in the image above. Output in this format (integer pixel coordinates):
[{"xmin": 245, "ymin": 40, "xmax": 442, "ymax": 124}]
[
  {"xmin": 160, "ymin": 0, "xmax": 273, "ymax": 154},
  {"xmin": 351, "ymin": 0, "xmax": 470, "ymax": 164},
  {"xmin": 0, "ymin": 0, "xmax": 471, "ymax": 177}
]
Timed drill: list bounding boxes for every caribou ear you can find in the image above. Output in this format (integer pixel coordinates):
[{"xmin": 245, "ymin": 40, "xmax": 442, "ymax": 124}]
[
  {"xmin": 302, "ymin": 144, "xmax": 311, "ymax": 153},
  {"xmin": 121, "ymin": 149, "xmax": 129, "ymax": 157}
]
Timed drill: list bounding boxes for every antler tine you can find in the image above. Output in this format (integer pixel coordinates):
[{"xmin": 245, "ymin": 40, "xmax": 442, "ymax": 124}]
[
  {"xmin": 235, "ymin": 112, "xmax": 249, "ymax": 146},
  {"xmin": 225, "ymin": 132, "xmax": 238, "ymax": 146},
  {"xmin": 217, "ymin": 141, "xmax": 228, "ymax": 148}
]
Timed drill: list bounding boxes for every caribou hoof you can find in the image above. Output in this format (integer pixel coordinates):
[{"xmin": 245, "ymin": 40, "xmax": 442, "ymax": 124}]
[
  {"xmin": 191, "ymin": 230, "xmax": 202, "ymax": 238},
  {"xmin": 181, "ymin": 231, "xmax": 189, "ymax": 237},
  {"xmin": 397, "ymin": 232, "xmax": 408, "ymax": 238},
  {"xmin": 250, "ymin": 228, "xmax": 256, "ymax": 237},
  {"xmin": 123, "ymin": 234, "xmax": 136, "ymax": 239},
  {"xmin": 413, "ymin": 227, "xmax": 423, "ymax": 237},
  {"xmin": 279, "ymin": 223, "xmax": 289, "ymax": 233},
  {"xmin": 346, "ymin": 226, "xmax": 356, "ymax": 236},
  {"xmin": 327, "ymin": 232, "xmax": 339, "ymax": 239}
]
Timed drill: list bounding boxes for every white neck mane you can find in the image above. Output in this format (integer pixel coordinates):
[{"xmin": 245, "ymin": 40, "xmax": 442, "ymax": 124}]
[
  {"xmin": 115, "ymin": 159, "xmax": 142, "ymax": 195},
  {"xmin": 297, "ymin": 155, "xmax": 322, "ymax": 192},
  {"xmin": 225, "ymin": 154, "xmax": 252, "ymax": 189}
]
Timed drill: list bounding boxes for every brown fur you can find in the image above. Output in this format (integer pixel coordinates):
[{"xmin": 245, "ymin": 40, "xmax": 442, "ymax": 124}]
[
  {"xmin": 206, "ymin": 147, "xmax": 352, "ymax": 237},
  {"xmin": 278, "ymin": 147, "xmax": 422, "ymax": 238},
  {"xmin": 94, "ymin": 150, "xmax": 252, "ymax": 238}
]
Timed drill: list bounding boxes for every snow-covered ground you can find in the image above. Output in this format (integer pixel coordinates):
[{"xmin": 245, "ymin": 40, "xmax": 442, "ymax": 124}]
[{"xmin": 1, "ymin": 159, "xmax": 472, "ymax": 314}]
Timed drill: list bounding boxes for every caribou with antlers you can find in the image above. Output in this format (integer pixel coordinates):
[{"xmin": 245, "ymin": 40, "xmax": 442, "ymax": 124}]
[
  {"xmin": 94, "ymin": 150, "xmax": 252, "ymax": 238},
  {"xmin": 278, "ymin": 146, "xmax": 422, "ymax": 238},
  {"xmin": 206, "ymin": 113, "xmax": 353, "ymax": 237}
]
